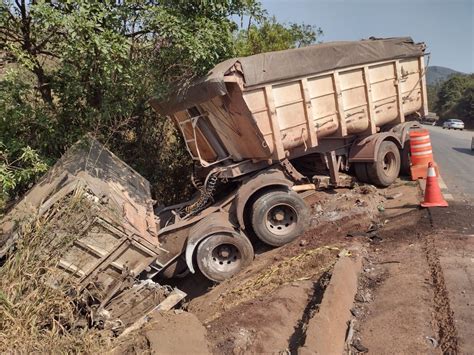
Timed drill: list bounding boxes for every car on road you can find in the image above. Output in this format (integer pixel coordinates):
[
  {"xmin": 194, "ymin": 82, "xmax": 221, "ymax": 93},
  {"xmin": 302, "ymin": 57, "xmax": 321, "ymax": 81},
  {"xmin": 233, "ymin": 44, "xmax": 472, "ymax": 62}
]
[{"xmin": 442, "ymin": 119, "xmax": 465, "ymax": 130}]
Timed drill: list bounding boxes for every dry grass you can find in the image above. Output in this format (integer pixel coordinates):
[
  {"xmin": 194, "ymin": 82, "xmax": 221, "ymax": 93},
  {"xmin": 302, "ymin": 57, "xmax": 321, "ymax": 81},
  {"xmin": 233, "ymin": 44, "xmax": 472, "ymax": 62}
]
[
  {"xmin": 0, "ymin": 192, "xmax": 109, "ymax": 353},
  {"xmin": 228, "ymin": 245, "xmax": 340, "ymax": 297},
  {"xmin": 200, "ymin": 245, "xmax": 341, "ymax": 323}
]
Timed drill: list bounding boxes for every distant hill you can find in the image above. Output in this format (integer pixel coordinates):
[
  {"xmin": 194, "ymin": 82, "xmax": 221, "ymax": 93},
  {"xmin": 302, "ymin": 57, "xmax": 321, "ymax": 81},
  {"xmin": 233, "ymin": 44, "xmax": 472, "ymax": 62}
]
[{"xmin": 426, "ymin": 66, "xmax": 464, "ymax": 86}]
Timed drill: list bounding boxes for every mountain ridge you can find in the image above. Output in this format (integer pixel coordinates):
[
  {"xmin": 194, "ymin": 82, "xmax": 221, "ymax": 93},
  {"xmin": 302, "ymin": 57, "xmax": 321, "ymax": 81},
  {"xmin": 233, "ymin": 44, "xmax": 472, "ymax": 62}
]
[{"xmin": 426, "ymin": 66, "xmax": 464, "ymax": 86}]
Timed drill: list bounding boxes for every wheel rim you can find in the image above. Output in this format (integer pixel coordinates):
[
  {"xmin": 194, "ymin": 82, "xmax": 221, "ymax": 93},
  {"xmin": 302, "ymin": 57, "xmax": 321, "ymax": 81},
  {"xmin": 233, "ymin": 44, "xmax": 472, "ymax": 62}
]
[
  {"xmin": 265, "ymin": 203, "xmax": 298, "ymax": 236},
  {"xmin": 382, "ymin": 151, "xmax": 397, "ymax": 176},
  {"xmin": 209, "ymin": 243, "xmax": 241, "ymax": 273}
]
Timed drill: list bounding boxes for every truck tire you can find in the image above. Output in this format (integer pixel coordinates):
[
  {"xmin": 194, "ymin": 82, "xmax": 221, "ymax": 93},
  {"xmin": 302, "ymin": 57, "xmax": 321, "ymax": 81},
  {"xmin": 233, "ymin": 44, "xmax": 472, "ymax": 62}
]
[
  {"xmin": 196, "ymin": 233, "xmax": 254, "ymax": 282},
  {"xmin": 251, "ymin": 190, "xmax": 309, "ymax": 246},
  {"xmin": 366, "ymin": 141, "xmax": 400, "ymax": 187},
  {"xmin": 400, "ymin": 141, "xmax": 411, "ymax": 176},
  {"xmin": 354, "ymin": 163, "xmax": 369, "ymax": 183}
]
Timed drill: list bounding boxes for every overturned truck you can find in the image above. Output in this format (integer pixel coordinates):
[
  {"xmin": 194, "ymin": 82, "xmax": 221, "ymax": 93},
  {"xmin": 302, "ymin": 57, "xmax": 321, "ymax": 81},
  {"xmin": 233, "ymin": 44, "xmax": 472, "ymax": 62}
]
[{"xmin": 1, "ymin": 37, "xmax": 427, "ymax": 314}]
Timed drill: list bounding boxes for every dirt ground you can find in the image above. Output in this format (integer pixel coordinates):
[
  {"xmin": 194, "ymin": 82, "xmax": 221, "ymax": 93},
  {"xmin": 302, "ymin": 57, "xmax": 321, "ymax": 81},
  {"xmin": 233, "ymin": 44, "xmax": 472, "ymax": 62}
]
[
  {"xmin": 112, "ymin": 311, "xmax": 212, "ymax": 354},
  {"xmin": 351, "ymin": 202, "xmax": 474, "ymax": 354},
  {"xmin": 110, "ymin": 178, "xmax": 474, "ymax": 354},
  {"xmin": 115, "ymin": 178, "xmax": 434, "ymax": 354}
]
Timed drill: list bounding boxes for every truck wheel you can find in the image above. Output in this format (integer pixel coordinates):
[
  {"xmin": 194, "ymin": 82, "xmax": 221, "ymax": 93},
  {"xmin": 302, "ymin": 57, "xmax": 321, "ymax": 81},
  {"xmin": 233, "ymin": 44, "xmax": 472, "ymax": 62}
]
[
  {"xmin": 196, "ymin": 233, "xmax": 254, "ymax": 282},
  {"xmin": 366, "ymin": 141, "xmax": 400, "ymax": 187},
  {"xmin": 251, "ymin": 190, "xmax": 309, "ymax": 246},
  {"xmin": 400, "ymin": 141, "xmax": 411, "ymax": 176},
  {"xmin": 354, "ymin": 163, "xmax": 369, "ymax": 183}
]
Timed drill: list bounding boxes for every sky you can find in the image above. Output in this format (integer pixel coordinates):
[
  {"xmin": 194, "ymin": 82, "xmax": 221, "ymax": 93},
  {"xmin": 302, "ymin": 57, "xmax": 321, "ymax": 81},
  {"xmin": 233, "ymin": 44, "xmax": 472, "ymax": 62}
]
[{"xmin": 261, "ymin": 0, "xmax": 473, "ymax": 73}]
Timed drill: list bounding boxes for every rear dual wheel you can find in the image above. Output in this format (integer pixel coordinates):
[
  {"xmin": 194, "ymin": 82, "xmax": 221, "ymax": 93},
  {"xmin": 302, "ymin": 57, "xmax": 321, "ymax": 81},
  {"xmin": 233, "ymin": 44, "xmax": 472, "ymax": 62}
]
[
  {"xmin": 195, "ymin": 189, "xmax": 310, "ymax": 282},
  {"xmin": 354, "ymin": 141, "xmax": 400, "ymax": 187},
  {"xmin": 250, "ymin": 190, "xmax": 310, "ymax": 247}
]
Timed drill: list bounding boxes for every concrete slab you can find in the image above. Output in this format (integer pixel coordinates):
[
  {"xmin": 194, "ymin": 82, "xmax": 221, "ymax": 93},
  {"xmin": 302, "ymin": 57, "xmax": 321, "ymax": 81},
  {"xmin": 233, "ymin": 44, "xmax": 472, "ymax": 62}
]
[{"xmin": 300, "ymin": 247, "xmax": 362, "ymax": 355}]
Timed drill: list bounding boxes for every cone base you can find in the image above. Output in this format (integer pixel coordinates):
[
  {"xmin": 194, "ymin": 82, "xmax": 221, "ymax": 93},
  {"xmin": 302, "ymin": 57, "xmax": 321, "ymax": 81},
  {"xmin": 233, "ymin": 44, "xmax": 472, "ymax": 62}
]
[{"xmin": 421, "ymin": 201, "xmax": 448, "ymax": 208}]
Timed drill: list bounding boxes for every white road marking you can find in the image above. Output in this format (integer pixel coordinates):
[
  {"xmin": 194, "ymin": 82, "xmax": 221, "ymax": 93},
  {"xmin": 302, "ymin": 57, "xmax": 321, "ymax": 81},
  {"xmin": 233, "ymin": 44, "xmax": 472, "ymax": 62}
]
[
  {"xmin": 438, "ymin": 178, "xmax": 448, "ymax": 189},
  {"xmin": 443, "ymin": 194, "xmax": 454, "ymax": 201}
]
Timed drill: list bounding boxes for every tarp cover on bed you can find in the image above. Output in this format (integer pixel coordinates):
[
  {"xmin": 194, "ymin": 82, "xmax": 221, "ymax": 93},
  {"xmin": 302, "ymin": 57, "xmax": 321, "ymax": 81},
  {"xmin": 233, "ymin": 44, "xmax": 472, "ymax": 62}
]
[{"xmin": 152, "ymin": 37, "xmax": 425, "ymax": 115}]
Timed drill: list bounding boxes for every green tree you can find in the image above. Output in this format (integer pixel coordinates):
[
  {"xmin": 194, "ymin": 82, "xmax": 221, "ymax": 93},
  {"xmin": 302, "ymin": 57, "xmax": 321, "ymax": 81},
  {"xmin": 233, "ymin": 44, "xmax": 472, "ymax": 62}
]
[
  {"xmin": 427, "ymin": 83, "xmax": 440, "ymax": 112},
  {"xmin": 234, "ymin": 16, "xmax": 322, "ymax": 56},
  {"xmin": 433, "ymin": 74, "xmax": 474, "ymax": 128},
  {"xmin": 435, "ymin": 75, "xmax": 471, "ymax": 113},
  {"xmin": 0, "ymin": 0, "xmax": 245, "ymax": 204},
  {"xmin": 457, "ymin": 85, "xmax": 474, "ymax": 120},
  {"xmin": 0, "ymin": 0, "xmax": 323, "ymax": 207}
]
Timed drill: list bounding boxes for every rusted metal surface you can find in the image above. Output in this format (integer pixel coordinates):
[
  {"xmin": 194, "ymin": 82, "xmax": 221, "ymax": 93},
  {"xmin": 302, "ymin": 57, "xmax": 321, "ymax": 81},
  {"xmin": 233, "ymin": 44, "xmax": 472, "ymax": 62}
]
[{"xmin": 348, "ymin": 132, "xmax": 402, "ymax": 163}]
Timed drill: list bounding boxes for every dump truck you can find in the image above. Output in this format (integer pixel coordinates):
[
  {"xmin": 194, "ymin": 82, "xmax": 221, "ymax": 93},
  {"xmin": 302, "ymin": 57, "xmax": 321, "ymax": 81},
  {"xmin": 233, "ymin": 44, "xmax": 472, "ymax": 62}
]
[{"xmin": 1, "ymin": 37, "xmax": 427, "ymax": 322}]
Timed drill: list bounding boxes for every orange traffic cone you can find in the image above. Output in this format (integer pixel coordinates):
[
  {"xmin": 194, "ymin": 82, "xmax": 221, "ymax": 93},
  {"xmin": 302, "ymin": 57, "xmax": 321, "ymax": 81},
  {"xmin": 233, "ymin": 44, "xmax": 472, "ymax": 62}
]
[{"xmin": 421, "ymin": 162, "xmax": 448, "ymax": 208}]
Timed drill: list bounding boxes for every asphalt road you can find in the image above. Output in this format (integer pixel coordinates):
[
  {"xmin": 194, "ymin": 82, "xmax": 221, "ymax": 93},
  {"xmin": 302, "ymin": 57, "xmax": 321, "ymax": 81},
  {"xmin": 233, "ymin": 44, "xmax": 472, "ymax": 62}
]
[{"xmin": 425, "ymin": 125, "xmax": 474, "ymax": 202}]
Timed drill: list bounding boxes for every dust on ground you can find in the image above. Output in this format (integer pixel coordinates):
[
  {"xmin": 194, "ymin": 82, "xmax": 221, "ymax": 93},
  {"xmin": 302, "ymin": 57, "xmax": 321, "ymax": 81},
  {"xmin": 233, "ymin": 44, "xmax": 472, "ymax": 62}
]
[
  {"xmin": 51, "ymin": 179, "xmax": 472, "ymax": 354},
  {"xmin": 350, "ymin": 202, "xmax": 474, "ymax": 354},
  {"xmin": 111, "ymin": 311, "xmax": 211, "ymax": 355},
  {"xmin": 131, "ymin": 179, "xmax": 414, "ymax": 354},
  {"xmin": 2, "ymin": 177, "xmax": 427, "ymax": 354}
]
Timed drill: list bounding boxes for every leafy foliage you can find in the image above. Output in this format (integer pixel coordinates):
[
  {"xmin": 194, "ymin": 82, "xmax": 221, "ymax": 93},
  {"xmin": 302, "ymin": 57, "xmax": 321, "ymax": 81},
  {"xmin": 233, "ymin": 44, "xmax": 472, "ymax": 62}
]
[
  {"xmin": 0, "ymin": 0, "xmax": 321, "ymax": 207},
  {"xmin": 0, "ymin": 0, "xmax": 238, "ymax": 204},
  {"xmin": 435, "ymin": 75, "xmax": 472, "ymax": 112},
  {"xmin": 456, "ymin": 85, "xmax": 474, "ymax": 120},
  {"xmin": 427, "ymin": 83, "xmax": 440, "ymax": 111},
  {"xmin": 431, "ymin": 74, "xmax": 474, "ymax": 127},
  {"xmin": 234, "ymin": 16, "xmax": 322, "ymax": 56}
]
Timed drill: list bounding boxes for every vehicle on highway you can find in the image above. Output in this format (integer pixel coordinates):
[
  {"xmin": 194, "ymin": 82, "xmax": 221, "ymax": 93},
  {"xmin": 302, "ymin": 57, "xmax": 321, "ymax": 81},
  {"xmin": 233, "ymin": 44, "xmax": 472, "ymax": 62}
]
[{"xmin": 443, "ymin": 119, "xmax": 465, "ymax": 130}]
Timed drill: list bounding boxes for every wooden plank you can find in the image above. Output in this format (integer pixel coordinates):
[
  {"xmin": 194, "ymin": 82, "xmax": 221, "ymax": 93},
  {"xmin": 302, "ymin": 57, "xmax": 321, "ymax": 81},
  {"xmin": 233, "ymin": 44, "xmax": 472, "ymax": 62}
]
[
  {"xmin": 300, "ymin": 78, "xmax": 318, "ymax": 148},
  {"xmin": 325, "ymin": 151, "xmax": 340, "ymax": 186},
  {"xmin": 332, "ymin": 72, "xmax": 347, "ymax": 136},
  {"xmin": 418, "ymin": 56, "xmax": 429, "ymax": 117},
  {"xmin": 264, "ymin": 85, "xmax": 286, "ymax": 160},
  {"xmin": 394, "ymin": 61, "xmax": 406, "ymax": 123},
  {"xmin": 363, "ymin": 67, "xmax": 377, "ymax": 134},
  {"xmin": 58, "ymin": 259, "xmax": 86, "ymax": 277}
]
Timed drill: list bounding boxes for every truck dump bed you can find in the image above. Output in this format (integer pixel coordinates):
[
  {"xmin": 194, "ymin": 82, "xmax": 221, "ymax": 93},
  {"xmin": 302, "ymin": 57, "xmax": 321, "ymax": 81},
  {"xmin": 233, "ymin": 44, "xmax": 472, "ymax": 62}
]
[{"xmin": 151, "ymin": 37, "xmax": 427, "ymax": 165}]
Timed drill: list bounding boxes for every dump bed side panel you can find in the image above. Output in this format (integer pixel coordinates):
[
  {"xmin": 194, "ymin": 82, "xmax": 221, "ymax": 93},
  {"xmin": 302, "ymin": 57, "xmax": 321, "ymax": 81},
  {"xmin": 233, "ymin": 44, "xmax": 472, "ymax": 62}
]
[
  {"xmin": 241, "ymin": 56, "xmax": 427, "ymax": 161},
  {"xmin": 170, "ymin": 56, "xmax": 427, "ymax": 166}
]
